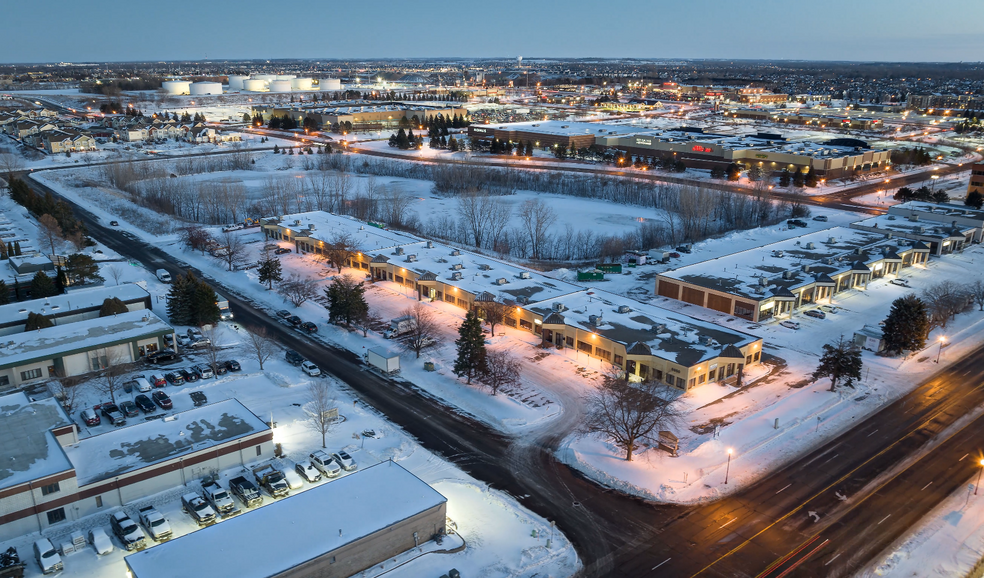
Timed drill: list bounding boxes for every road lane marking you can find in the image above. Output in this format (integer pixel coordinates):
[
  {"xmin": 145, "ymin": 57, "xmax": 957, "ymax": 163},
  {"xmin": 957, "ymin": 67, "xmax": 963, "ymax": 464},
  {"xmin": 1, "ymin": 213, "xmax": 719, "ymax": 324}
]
[
  {"xmin": 775, "ymin": 539, "xmax": 829, "ymax": 578},
  {"xmin": 867, "ymin": 429, "xmax": 879, "ymax": 437},
  {"xmin": 754, "ymin": 536, "xmax": 821, "ymax": 578},
  {"xmin": 776, "ymin": 484, "xmax": 791, "ymax": 494},
  {"xmin": 652, "ymin": 558, "xmax": 671, "ymax": 570},
  {"xmin": 825, "ymin": 553, "xmax": 841, "ymax": 566},
  {"xmin": 961, "ymin": 453, "xmax": 969, "ymax": 461},
  {"xmin": 720, "ymin": 517, "xmax": 737, "ymax": 529},
  {"xmin": 820, "ymin": 453, "xmax": 839, "ymax": 464},
  {"xmin": 922, "ymin": 481, "xmax": 933, "ymax": 491},
  {"xmin": 878, "ymin": 514, "xmax": 891, "ymax": 525}
]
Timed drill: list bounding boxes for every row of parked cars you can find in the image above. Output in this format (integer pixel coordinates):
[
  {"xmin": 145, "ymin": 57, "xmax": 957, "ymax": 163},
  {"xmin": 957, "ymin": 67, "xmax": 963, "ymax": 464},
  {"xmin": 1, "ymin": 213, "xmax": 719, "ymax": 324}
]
[
  {"xmin": 285, "ymin": 349, "xmax": 322, "ymax": 377},
  {"xmin": 276, "ymin": 309, "xmax": 319, "ymax": 334}
]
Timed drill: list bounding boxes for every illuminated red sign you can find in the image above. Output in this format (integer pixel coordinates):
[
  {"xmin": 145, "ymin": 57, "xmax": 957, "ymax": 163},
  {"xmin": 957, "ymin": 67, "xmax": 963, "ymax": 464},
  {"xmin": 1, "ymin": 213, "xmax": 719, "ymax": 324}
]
[{"xmin": 692, "ymin": 145, "xmax": 712, "ymax": 153}]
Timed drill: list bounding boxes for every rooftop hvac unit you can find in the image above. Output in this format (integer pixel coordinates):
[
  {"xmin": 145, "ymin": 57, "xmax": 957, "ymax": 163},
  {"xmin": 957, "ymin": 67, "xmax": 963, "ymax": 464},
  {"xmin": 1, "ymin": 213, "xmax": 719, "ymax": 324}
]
[
  {"xmin": 828, "ymin": 236, "xmax": 837, "ymax": 243},
  {"xmin": 801, "ymin": 264, "xmax": 811, "ymax": 272},
  {"xmin": 651, "ymin": 323, "xmax": 667, "ymax": 333},
  {"xmin": 854, "ymin": 248, "xmax": 864, "ymax": 255},
  {"xmin": 451, "ymin": 249, "xmax": 460, "ymax": 256},
  {"xmin": 293, "ymin": 220, "xmax": 301, "ymax": 226},
  {"xmin": 552, "ymin": 302, "xmax": 565, "ymax": 312},
  {"xmin": 519, "ymin": 271, "xmax": 531, "ymax": 279},
  {"xmin": 308, "ymin": 224, "xmax": 316, "ymax": 230},
  {"xmin": 406, "ymin": 255, "xmax": 417, "ymax": 263},
  {"xmin": 772, "ymin": 250, "xmax": 784, "ymax": 258},
  {"xmin": 451, "ymin": 263, "xmax": 463, "ymax": 271},
  {"xmin": 478, "ymin": 263, "xmax": 491, "ymax": 271},
  {"xmin": 395, "ymin": 247, "xmax": 405, "ymax": 255},
  {"xmin": 823, "ymin": 257, "xmax": 835, "ymax": 264},
  {"xmin": 517, "ymin": 295, "xmax": 530, "ymax": 304},
  {"xmin": 887, "ymin": 215, "xmax": 897, "ymax": 220},
  {"xmin": 759, "ymin": 276, "xmax": 770, "ymax": 286},
  {"xmin": 909, "ymin": 215, "xmax": 919, "ymax": 222},
  {"xmin": 805, "ymin": 242, "xmax": 815, "ymax": 250},
  {"xmin": 917, "ymin": 226, "xmax": 926, "ymax": 234},
  {"xmin": 426, "ymin": 241, "xmax": 434, "ymax": 249},
  {"xmin": 451, "ymin": 272, "xmax": 463, "ymax": 281},
  {"xmin": 885, "ymin": 233, "xmax": 893, "ymax": 240},
  {"xmin": 617, "ymin": 305, "xmax": 631, "ymax": 314},
  {"xmin": 782, "ymin": 271, "xmax": 795, "ymax": 280},
  {"xmin": 495, "ymin": 278, "xmax": 508, "ymax": 285},
  {"xmin": 588, "ymin": 314, "xmax": 602, "ymax": 325}
]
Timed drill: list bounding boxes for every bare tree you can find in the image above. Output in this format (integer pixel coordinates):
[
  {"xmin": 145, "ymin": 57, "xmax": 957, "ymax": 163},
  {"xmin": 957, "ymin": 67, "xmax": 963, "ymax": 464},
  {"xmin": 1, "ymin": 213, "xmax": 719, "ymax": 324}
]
[
  {"xmin": 324, "ymin": 232, "xmax": 357, "ymax": 273},
  {"xmin": 106, "ymin": 264, "xmax": 125, "ymax": 286},
  {"xmin": 37, "ymin": 214, "xmax": 63, "ymax": 258},
  {"xmin": 480, "ymin": 349, "xmax": 522, "ymax": 396},
  {"xmin": 201, "ymin": 326, "xmax": 223, "ymax": 374},
  {"xmin": 517, "ymin": 198, "xmax": 556, "ymax": 260},
  {"xmin": 353, "ymin": 309, "xmax": 383, "ymax": 338},
  {"xmin": 923, "ymin": 280, "xmax": 969, "ymax": 329},
  {"xmin": 217, "ymin": 230, "xmax": 249, "ymax": 271},
  {"xmin": 305, "ymin": 380, "xmax": 338, "ymax": 449},
  {"xmin": 93, "ymin": 348, "xmax": 133, "ymax": 404},
  {"xmin": 970, "ymin": 279, "xmax": 984, "ymax": 312},
  {"xmin": 397, "ymin": 302, "xmax": 440, "ymax": 358},
  {"xmin": 480, "ymin": 298, "xmax": 512, "ymax": 336},
  {"xmin": 278, "ymin": 273, "xmax": 319, "ymax": 307},
  {"xmin": 243, "ymin": 326, "xmax": 277, "ymax": 370},
  {"xmin": 180, "ymin": 225, "xmax": 213, "ymax": 255},
  {"xmin": 579, "ymin": 370, "xmax": 681, "ymax": 461},
  {"xmin": 0, "ymin": 152, "xmax": 24, "ymax": 181},
  {"xmin": 50, "ymin": 380, "xmax": 87, "ymax": 416}
]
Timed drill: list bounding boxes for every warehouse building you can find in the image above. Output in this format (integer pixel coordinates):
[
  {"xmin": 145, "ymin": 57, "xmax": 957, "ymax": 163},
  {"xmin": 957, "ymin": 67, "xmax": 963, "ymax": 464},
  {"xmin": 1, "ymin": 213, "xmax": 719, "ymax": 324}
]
[
  {"xmin": 0, "ymin": 309, "xmax": 173, "ymax": 389},
  {"xmin": 523, "ymin": 290, "xmax": 762, "ymax": 390},
  {"xmin": 0, "ymin": 395, "xmax": 271, "ymax": 542},
  {"xmin": 655, "ymin": 227, "xmax": 931, "ymax": 323},
  {"xmin": 125, "ymin": 462, "xmax": 447, "ymax": 578},
  {"xmin": 0, "ymin": 283, "xmax": 152, "ymax": 337}
]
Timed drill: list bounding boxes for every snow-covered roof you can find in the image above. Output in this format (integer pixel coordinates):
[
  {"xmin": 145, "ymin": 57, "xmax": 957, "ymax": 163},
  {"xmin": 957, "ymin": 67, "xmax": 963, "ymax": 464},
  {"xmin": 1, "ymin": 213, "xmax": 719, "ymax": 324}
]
[
  {"xmin": 890, "ymin": 201, "xmax": 984, "ymax": 223},
  {"xmin": 0, "ymin": 310, "xmax": 172, "ymax": 370},
  {"xmin": 0, "ymin": 391, "xmax": 73, "ymax": 491},
  {"xmin": 851, "ymin": 214, "xmax": 973, "ymax": 239},
  {"xmin": 124, "ymin": 461, "xmax": 446, "ymax": 578},
  {"xmin": 0, "ymin": 283, "xmax": 150, "ymax": 329},
  {"xmin": 661, "ymin": 227, "xmax": 926, "ymax": 301},
  {"xmin": 525, "ymin": 289, "xmax": 759, "ymax": 367},
  {"xmin": 368, "ymin": 346, "xmax": 400, "ymax": 359},
  {"xmin": 476, "ymin": 119, "xmax": 645, "ymax": 138},
  {"xmin": 265, "ymin": 211, "xmax": 418, "ymax": 252},
  {"xmin": 64, "ymin": 399, "xmax": 268, "ymax": 486}
]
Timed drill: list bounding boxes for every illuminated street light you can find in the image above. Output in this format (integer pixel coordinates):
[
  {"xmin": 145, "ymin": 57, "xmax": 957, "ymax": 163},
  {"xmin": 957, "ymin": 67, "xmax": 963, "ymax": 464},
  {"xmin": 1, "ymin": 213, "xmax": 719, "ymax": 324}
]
[
  {"xmin": 977, "ymin": 459, "xmax": 984, "ymax": 495},
  {"xmin": 936, "ymin": 335, "xmax": 946, "ymax": 363},
  {"xmin": 724, "ymin": 448, "xmax": 733, "ymax": 485}
]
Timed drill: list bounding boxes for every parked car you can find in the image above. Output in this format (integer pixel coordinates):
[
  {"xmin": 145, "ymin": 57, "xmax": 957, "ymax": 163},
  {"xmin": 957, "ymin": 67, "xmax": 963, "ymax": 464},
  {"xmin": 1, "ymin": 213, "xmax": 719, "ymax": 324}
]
[
  {"xmin": 668, "ymin": 252, "xmax": 681, "ymax": 259},
  {"xmin": 33, "ymin": 538, "xmax": 62, "ymax": 574},
  {"xmin": 274, "ymin": 247, "xmax": 291, "ymax": 254},
  {"xmin": 212, "ymin": 362, "xmax": 228, "ymax": 376},
  {"xmin": 110, "ymin": 511, "xmax": 147, "ymax": 551},
  {"xmin": 190, "ymin": 391, "xmax": 208, "ymax": 407},
  {"xmin": 109, "ymin": 220, "xmax": 119, "ymax": 226},
  {"xmin": 164, "ymin": 371, "xmax": 184, "ymax": 386},
  {"xmin": 300, "ymin": 321, "xmax": 318, "ymax": 333},
  {"xmin": 133, "ymin": 377, "xmax": 153, "ymax": 393},
  {"xmin": 81, "ymin": 408, "xmax": 100, "ymax": 426},
  {"xmin": 119, "ymin": 400, "xmax": 139, "ymax": 418},
  {"xmin": 309, "ymin": 450, "xmax": 342, "ymax": 477},
  {"xmin": 281, "ymin": 467, "xmax": 305, "ymax": 490},
  {"xmin": 820, "ymin": 305, "xmax": 840, "ymax": 314},
  {"xmin": 295, "ymin": 460, "xmax": 322, "ymax": 483},
  {"xmin": 779, "ymin": 320, "xmax": 801, "ymax": 330},
  {"xmin": 276, "ymin": 309, "xmax": 292, "ymax": 319},
  {"xmin": 224, "ymin": 359, "xmax": 241, "ymax": 372},
  {"xmin": 675, "ymin": 245, "xmax": 692, "ymax": 254},
  {"xmin": 100, "ymin": 403, "xmax": 126, "ymax": 427},
  {"xmin": 193, "ymin": 364, "xmax": 214, "ymax": 379},
  {"xmin": 285, "ymin": 349, "xmax": 304, "ymax": 366},
  {"xmin": 88, "ymin": 527, "xmax": 114, "ymax": 555},
  {"xmin": 804, "ymin": 309, "xmax": 826, "ymax": 319},
  {"xmin": 188, "ymin": 338, "xmax": 211, "ymax": 350},
  {"xmin": 146, "ymin": 349, "xmax": 177, "ymax": 364},
  {"xmin": 891, "ymin": 278, "xmax": 911, "ymax": 288},
  {"xmin": 137, "ymin": 506, "xmax": 172, "ymax": 542},
  {"xmin": 186, "ymin": 328, "xmax": 204, "ymax": 341},
  {"xmin": 148, "ymin": 374, "xmax": 166, "ymax": 387},
  {"xmin": 287, "ymin": 315, "xmax": 302, "ymax": 327},
  {"xmin": 179, "ymin": 368, "xmax": 199, "ymax": 383},
  {"xmin": 152, "ymin": 390, "xmax": 172, "ymax": 410},
  {"xmin": 787, "ymin": 219, "xmax": 809, "ymax": 228},
  {"xmin": 332, "ymin": 451, "xmax": 357, "ymax": 471},
  {"xmin": 813, "ymin": 215, "xmax": 829, "ymax": 222},
  {"xmin": 252, "ymin": 464, "xmax": 290, "ymax": 498},
  {"xmin": 181, "ymin": 492, "xmax": 217, "ymax": 526},
  {"xmin": 133, "ymin": 394, "xmax": 156, "ymax": 413}
]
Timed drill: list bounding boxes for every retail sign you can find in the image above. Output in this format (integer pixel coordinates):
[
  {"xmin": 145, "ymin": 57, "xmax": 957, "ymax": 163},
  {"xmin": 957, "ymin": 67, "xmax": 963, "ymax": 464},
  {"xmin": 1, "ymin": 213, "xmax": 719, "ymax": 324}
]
[
  {"xmin": 473, "ymin": 128, "xmax": 486, "ymax": 133},
  {"xmin": 755, "ymin": 154, "xmax": 768, "ymax": 159},
  {"xmin": 692, "ymin": 145, "xmax": 712, "ymax": 153},
  {"xmin": 635, "ymin": 138, "xmax": 652, "ymax": 146}
]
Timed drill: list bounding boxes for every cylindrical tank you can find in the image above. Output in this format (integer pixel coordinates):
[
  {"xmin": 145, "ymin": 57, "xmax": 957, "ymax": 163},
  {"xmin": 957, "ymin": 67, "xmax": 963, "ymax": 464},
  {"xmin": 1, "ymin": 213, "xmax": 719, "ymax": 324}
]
[
  {"xmin": 243, "ymin": 79, "xmax": 268, "ymax": 92},
  {"xmin": 189, "ymin": 81, "xmax": 222, "ymax": 95},
  {"xmin": 320, "ymin": 78, "xmax": 342, "ymax": 91},
  {"xmin": 227, "ymin": 75, "xmax": 249, "ymax": 90},
  {"xmin": 269, "ymin": 80, "xmax": 292, "ymax": 92},
  {"xmin": 162, "ymin": 80, "xmax": 191, "ymax": 95},
  {"xmin": 253, "ymin": 74, "xmax": 277, "ymax": 83},
  {"xmin": 291, "ymin": 78, "xmax": 313, "ymax": 91},
  {"xmin": 276, "ymin": 74, "xmax": 296, "ymax": 81}
]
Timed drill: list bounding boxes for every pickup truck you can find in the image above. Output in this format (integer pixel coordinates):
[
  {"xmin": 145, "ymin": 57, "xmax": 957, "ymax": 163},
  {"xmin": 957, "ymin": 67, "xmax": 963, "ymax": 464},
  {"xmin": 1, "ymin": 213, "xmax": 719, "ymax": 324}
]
[
  {"xmin": 251, "ymin": 464, "xmax": 290, "ymax": 498},
  {"xmin": 110, "ymin": 511, "xmax": 147, "ymax": 551},
  {"xmin": 202, "ymin": 483, "xmax": 237, "ymax": 517},
  {"xmin": 189, "ymin": 391, "xmax": 208, "ymax": 407},
  {"xmin": 181, "ymin": 492, "xmax": 217, "ymax": 526},
  {"xmin": 137, "ymin": 506, "xmax": 172, "ymax": 542},
  {"xmin": 229, "ymin": 476, "xmax": 263, "ymax": 509}
]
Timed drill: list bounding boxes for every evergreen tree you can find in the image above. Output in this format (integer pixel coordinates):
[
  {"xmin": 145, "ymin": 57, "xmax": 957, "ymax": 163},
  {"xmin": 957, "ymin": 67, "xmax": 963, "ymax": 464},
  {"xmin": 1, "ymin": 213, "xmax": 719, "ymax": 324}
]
[
  {"xmin": 64, "ymin": 253, "xmax": 101, "ymax": 285},
  {"xmin": 453, "ymin": 311, "xmax": 487, "ymax": 384},
  {"xmin": 189, "ymin": 278, "xmax": 220, "ymax": 326},
  {"xmin": 396, "ymin": 128, "xmax": 410, "ymax": 149},
  {"xmin": 967, "ymin": 190, "xmax": 984, "ymax": 210},
  {"xmin": 525, "ymin": 141, "xmax": 533, "ymax": 157},
  {"xmin": 0, "ymin": 280, "xmax": 7, "ymax": 304},
  {"xmin": 99, "ymin": 297, "xmax": 130, "ymax": 317},
  {"xmin": 448, "ymin": 136, "xmax": 458, "ymax": 152},
  {"xmin": 726, "ymin": 163, "xmax": 742, "ymax": 181},
  {"xmin": 166, "ymin": 274, "xmax": 192, "ymax": 325},
  {"xmin": 273, "ymin": 144, "xmax": 280, "ymax": 154},
  {"xmin": 882, "ymin": 294, "xmax": 931, "ymax": 355},
  {"xmin": 258, "ymin": 256, "xmax": 283, "ymax": 290},
  {"xmin": 407, "ymin": 129, "xmax": 416, "ymax": 146},
  {"xmin": 812, "ymin": 336, "xmax": 862, "ymax": 391},
  {"xmin": 804, "ymin": 167, "xmax": 819, "ymax": 187},
  {"xmin": 13, "ymin": 241, "xmax": 21, "ymax": 256},
  {"xmin": 430, "ymin": 136, "xmax": 440, "ymax": 149},
  {"xmin": 779, "ymin": 169, "xmax": 791, "ymax": 187},
  {"xmin": 324, "ymin": 276, "xmax": 368, "ymax": 327},
  {"xmin": 30, "ymin": 271, "xmax": 57, "ymax": 299},
  {"xmin": 25, "ymin": 311, "xmax": 54, "ymax": 331},
  {"xmin": 792, "ymin": 170, "xmax": 805, "ymax": 187}
]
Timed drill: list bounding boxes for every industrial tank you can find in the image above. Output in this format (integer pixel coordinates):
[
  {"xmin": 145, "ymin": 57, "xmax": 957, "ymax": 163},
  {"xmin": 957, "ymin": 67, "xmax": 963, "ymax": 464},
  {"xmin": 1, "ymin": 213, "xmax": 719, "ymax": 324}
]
[
  {"xmin": 227, "ymin": 75, "xmax": 249, "ymax": 90},
  {"xmin": 252, "ymin": 74, "xmax": 277, "ymax": 83},
  {"xmin": 162, "ymin": 80, "xmax": 191, "ymax": 95},
  {"xmin": 268, "ymin": 80, "xmax": 292, "ymax": 92},
  {"xmin": 276, "ymin": 74, "xmax": 296, "ymax": 80},
  {"xmin": 320, "ymin": 78, "xmax": 342, "ymax": 91},
  {"xmin": 189, "ymin": 81, "xmax": 222, "ymax": 95},
  {"xmin": 243, "ymin": 79, "xmax": 268, "ymax": 92},
  {"xmin": 291, "ymin": 78, "xmax": 313, "ymax": 91}
]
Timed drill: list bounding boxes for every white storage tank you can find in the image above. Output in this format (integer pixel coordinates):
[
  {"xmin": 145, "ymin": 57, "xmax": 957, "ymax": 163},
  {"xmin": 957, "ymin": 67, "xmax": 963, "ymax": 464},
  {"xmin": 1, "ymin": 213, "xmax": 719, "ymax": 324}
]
[
  {"xmin": 269, "ymin": 80, "xmax": 292, "ymax": 92},
  {"xmin": 320, "ymin": 78, "xmax": 342, "ymax": 91},
  {"xmin": 162, "ymin": 80, "xmax": 191, "ymax": 95},
  {"xmin": 227, "ymin": 75, "xmax": 249, "ymax": 90},
  {"xmin": 253, "ymin": 74, "xmax": 277, "ymax": 83},
  {"xmin": 189, "ymin": 81, "xmax": 222, "ymax": 95},
  {"xmin": 276, "ymin": 74, "xmax": 296, "ymax": 81},
  {"xmin": 291, "ymin": 78, "xmax": 313, "ymax": 91},
  {"xmin": 243, "ymin": 79, "xmax": 268, "ymax": 92}
]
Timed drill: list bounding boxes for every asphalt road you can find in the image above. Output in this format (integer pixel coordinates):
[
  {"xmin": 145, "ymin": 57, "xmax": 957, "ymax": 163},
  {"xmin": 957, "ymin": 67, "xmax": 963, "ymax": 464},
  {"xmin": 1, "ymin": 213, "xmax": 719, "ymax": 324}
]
[{"xmin": 22, "ymin": 172, "xmax": 984, "ymax": 577}]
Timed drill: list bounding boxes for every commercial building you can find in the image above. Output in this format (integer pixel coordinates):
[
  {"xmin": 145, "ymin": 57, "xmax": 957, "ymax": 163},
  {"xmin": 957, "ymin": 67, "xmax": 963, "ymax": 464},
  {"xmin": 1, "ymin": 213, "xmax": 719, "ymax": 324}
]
[
  {"xmin": 523, "ymin": 290, "xmax": 762, "ymax": 390},
  {"xmin": 467, "ymin": 120, "xmax": 643, "ymax": 150},
  {"xmin": 906, "ymin": 94, "xmax": 984, "ymax": 113},
  {"xmin": 0, "ymin": 283, "xmax": 152, "ymax": 337},
  {"xmin": 849, "ymin": 214, "xmax": 975, "ymax": 255},
  {"xmin": 726, "ymin": 108, "xmax": 883, "ymax": 131},
  {"xmin": 655, "ymin": 227, "xmax": 930, "ymax": 323},
  {"xmin": 887, "ymin": 201, "xmax": 984, "ymax": 244},
  {"xmin": 970, "ymin": 163, "xmax": 984, "ymax": 196},
  {"xmin": 0, "ymin": 395, "xmax": 271, "ymax": 542},
  {"xmin": 0, "ymin": 309, "xmax": 173, "ymax": 389},
  {"xmin": 252, "ymin": 102, "xmax": 467, "ymax": 131},
  {"xmin": 125, "ymin": 462, "xmax": 447, "ymax": 578}
]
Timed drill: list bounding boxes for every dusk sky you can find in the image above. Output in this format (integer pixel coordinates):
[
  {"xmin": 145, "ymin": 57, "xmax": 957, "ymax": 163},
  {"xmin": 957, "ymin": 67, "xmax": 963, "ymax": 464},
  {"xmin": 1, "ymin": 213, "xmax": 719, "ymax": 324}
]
[{"xmin": 3, "ymin": 0, "xmax": 983, "ymax": 63}]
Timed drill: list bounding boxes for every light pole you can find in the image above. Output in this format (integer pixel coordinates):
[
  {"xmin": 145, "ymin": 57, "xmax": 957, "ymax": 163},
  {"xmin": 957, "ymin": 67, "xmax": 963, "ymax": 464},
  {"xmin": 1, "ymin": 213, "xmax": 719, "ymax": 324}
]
[
  {"xmin": 724, "ymin": 448, "xmax": 733, "ymax": 485},
  {"xmin": 936, "ymin": 335, "xmax": 946, "ymax": 363},
  {"xmin": 978, "ymin": 459, "xmax": 984, "ymax": 495},
  {"xmin": 931, "ymin": 175, "xmax": 939, "ymax": 190}
]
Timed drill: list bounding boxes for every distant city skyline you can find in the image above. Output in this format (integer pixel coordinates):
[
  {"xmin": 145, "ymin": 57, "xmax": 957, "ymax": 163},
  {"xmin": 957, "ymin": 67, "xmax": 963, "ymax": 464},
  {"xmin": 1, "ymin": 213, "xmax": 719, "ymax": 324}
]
[{"xmin": 2, "ymin": 0, "xmax": 982, "ymax": 64}]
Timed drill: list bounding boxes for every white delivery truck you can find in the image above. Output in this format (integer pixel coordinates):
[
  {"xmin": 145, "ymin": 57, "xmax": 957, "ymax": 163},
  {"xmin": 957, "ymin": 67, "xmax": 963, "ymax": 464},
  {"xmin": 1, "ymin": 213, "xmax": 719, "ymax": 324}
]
[
  {"xmin": 156, "ymin": 269, "xmax": 171, "ymax": 283},
  {"xmin": 383, "ymin": 315, "xmax": 415, "ymax": 339},
  {"xmin": 366, "ymin": 347, "xmax": 400, "ymax": 374},
  {"xmin": 215, "ymin": 293, "xmax": 233, "ymax": 320}
]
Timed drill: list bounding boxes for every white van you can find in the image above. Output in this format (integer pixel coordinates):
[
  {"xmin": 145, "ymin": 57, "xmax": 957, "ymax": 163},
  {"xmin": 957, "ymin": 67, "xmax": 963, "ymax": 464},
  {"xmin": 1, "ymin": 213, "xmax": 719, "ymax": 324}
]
[
  {"xmin": 34, "ymin": 538, "xmax": 63, "ymax": 574},
  {"xmin": 156, "ymin": 269, "xmax": 171, "ymax": 283}
]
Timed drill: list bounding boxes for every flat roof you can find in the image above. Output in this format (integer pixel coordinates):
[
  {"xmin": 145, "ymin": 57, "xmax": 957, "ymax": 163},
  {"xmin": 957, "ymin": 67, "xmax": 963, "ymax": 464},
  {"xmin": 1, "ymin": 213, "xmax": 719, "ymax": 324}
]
[
  {"xmin": 64, "ymin": 399, "xmax": 268, "ymax": 486},
  {"xmin": 0, "ymin": 310, "xmax": 172, "ymax": 370},
  {"xmin": 266, "ymin": 211, "xmax": 418, "ymax": 253},
  {"xmin": 608, "ymin": 129, "xmax": 886, "ymax": 159},
  {"xmin": 476, "ymin": 120, "xmax": 646, "ymax": 138},
  {"xmin": 526, "ymin": 289, "xmax": 759, "ymax": 367},
  {"xmin": 852, "ymin": 214, "xmax": 972, "ymax": 239},
  {"xmin": 124, "ymin": 462, "xmax": 446, "ymax": 578},
  {"xmin": 0, "ymin": 392, "xmax": 73, "ymax": 491},
  {"xmin": 0, "ymin": 283, "xmax": 150, "ymax": 328},
  {"xmin": 891, "ymin": 201, "xmax": 984, "ymax": 222},
  {"xmin": 660, "ymin": 227, "xmax": 923, "ymax": 301}
]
